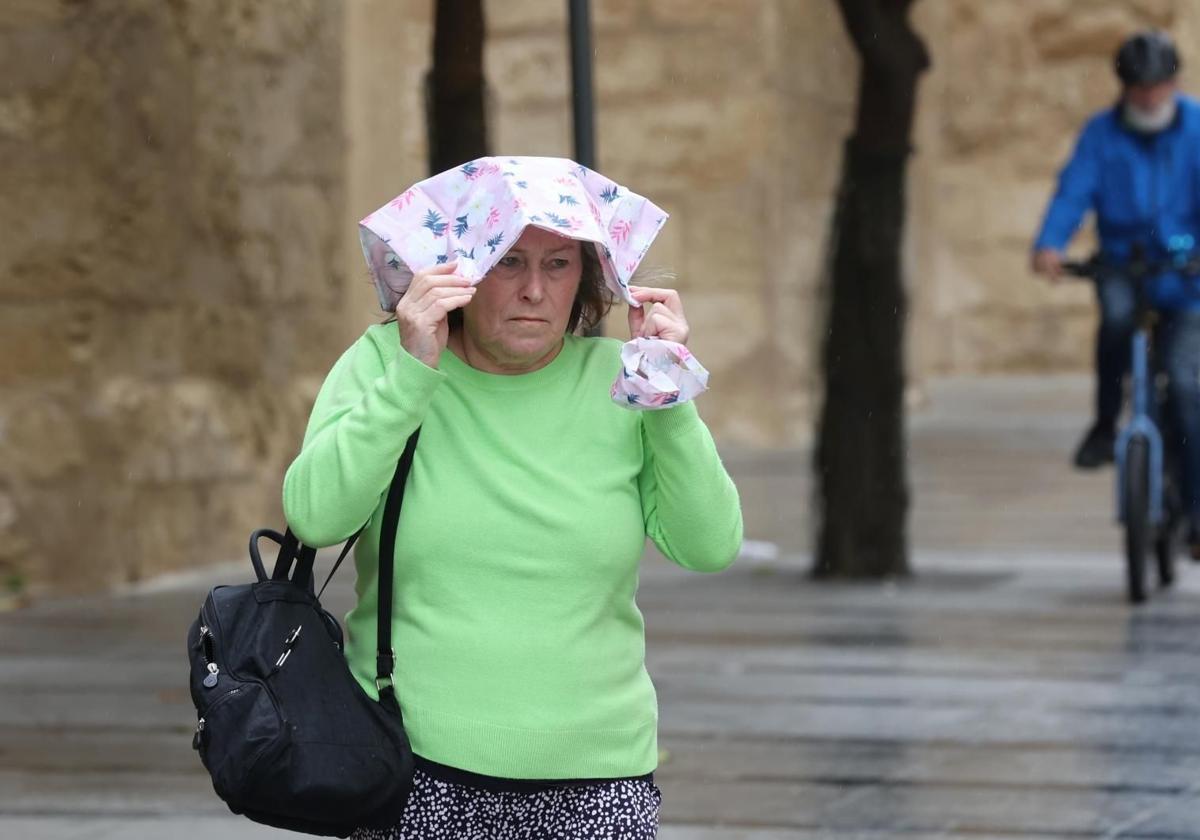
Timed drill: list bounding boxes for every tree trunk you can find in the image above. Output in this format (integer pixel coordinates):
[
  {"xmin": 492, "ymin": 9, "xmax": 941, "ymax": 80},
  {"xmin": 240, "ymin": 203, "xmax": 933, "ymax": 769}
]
[
  {"xmin": 427, "ymin": 0, "xmax": 488, "ymax": 174},
  {"xmin": 813, "ymin": 0, "xmax": 929, "ymax": 579}
]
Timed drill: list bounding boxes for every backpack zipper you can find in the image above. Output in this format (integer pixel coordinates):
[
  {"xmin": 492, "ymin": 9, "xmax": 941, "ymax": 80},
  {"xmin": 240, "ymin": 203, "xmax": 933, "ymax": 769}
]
[
  {"xmin": 199, "ymin": 622, "xmax": 220, "ymax": 688},
  {"xmin": 191, "ymin": 686, "xmax": 243, "ymax": 751}
]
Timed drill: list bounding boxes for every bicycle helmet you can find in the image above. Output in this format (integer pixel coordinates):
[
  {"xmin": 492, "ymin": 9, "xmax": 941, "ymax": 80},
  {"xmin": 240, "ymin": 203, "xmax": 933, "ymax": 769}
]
[{"xmin": 1115, "ymin": 30, "xmax": 1180, "ymax": 86}]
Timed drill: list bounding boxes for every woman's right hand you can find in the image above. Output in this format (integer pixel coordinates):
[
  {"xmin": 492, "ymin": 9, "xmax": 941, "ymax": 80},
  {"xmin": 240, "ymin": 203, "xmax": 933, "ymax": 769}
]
[{"xmin": 394, "ymin": 261, "xmax": 476, "ymax": 368}]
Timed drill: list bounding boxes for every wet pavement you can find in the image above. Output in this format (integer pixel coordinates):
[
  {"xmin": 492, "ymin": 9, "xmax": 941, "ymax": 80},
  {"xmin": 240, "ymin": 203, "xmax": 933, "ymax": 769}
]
[{"xmin": 4, "ymin": 375, "xmax": 1200, "ymax": 838}]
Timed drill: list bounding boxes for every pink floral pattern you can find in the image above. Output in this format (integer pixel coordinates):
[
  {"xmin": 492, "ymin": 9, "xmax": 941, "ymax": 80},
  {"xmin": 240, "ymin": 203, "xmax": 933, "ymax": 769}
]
[
  {"xmin": 358, "ymin": 156, "xmax": 669, "ymax": 312},
  {"xmin": 388, "ymin": 189, "xmax": 416, "ymax": 209}
]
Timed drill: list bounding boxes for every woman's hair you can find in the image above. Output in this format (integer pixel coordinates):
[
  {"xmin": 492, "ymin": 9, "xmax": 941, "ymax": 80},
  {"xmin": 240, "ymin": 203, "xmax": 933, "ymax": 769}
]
[
  {"xmin": 570, "ymin": 243, "xmax": 615, "ymax": 334},
  {"xmin": 382, "ymin": 242, "xmax": 617, "ymax": 335}
]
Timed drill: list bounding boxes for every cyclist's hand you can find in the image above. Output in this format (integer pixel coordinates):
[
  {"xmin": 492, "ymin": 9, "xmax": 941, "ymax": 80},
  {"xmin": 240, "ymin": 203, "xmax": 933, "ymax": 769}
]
[
  {"xmin": 1032, "ymin": 249, "xmax": 1064, "ymax": 283},
  {"xmin": 395, "ymin": 261, "xmax": 476, "ymax": 369}
]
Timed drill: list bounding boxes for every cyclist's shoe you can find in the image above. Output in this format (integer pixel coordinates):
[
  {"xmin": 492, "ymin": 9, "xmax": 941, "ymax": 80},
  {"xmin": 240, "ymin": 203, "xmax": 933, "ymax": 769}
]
[{"xmin": 1073, "ymin": 424, "xmax": 1116, "ymax": 469}]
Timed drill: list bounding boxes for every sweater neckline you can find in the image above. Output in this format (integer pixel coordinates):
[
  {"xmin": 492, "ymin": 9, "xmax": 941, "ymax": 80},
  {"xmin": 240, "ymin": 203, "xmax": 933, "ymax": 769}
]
[{"xmin": 439, "ymin": 334, "xmax": 578, "ymax": 391}]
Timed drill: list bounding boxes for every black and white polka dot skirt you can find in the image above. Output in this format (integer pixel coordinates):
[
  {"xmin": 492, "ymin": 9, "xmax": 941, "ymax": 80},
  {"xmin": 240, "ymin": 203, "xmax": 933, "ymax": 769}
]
[{"xmin": 350, "ymin": 767, "xmax": 661, "ymax": 840}]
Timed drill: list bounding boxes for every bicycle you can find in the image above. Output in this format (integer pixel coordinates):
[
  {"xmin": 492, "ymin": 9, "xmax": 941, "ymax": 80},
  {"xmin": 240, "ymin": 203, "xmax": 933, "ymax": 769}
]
[{"xmin": 1062, "ymin": 243, "xmax": 1200, "ymax": 603}]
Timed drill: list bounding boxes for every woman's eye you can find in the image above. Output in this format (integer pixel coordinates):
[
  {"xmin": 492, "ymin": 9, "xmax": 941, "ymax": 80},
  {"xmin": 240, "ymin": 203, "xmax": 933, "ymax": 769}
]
[
  {"xmin": 498, "ymin": 256, "xmax": 521, "ymax": 268},
  {"xmin": 548, "ymin": 258, "xmax": 571, "ymax": 270}
]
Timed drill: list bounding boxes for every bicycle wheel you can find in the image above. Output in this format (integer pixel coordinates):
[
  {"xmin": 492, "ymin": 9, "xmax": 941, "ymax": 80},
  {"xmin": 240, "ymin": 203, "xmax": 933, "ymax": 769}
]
[
  {"xmin": 1156, "ymin": 472, "xmax": 1180, "ymax": 588},
  {"xmin": 1155, "ymin": 528, "xmax": 1178, "ymax": 587},
  {"xmin": 1124, "ymin": 436, "xmax": 1151, "ymax": 604}
]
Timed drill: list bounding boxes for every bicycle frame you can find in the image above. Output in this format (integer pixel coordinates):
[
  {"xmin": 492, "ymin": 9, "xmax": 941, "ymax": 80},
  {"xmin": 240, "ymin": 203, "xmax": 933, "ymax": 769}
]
[
  {"xmin": 1115, "ymin": 324, "xmax": 1165, "ymax": 526},
  {"xmin": 1062, "ymin": 246, "xmax": 1200, "ymax": 531},
  {"xmin": 1060, "ymin": 243, "xmax": 1199, "ymax": 600}
]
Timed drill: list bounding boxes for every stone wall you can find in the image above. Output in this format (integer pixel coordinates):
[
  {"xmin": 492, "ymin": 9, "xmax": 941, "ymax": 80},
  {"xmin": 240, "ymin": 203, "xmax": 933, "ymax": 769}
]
[
  {"xmin": 341, "ymin": 0, "xmax": 432, "ymax": 342},
  {"xmin": 0, "ymin": 0, "xmax": 346, "ymax": 595},
  {"xmin": 8, "ymin": 0, "xmax": 1199, "ymax": 595}
]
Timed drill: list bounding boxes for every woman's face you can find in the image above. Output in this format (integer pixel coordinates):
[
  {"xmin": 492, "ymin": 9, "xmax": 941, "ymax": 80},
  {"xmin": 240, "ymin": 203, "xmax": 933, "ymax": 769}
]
[{"xmin": 459, "ymin": 226, "xmax": 583, "ymax": 372}]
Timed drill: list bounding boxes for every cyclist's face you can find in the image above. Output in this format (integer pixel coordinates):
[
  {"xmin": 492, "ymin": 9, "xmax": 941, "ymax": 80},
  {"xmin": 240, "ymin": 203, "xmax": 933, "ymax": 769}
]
[{"xmin": 1125, "ymin": 80, "xmax": 1177, "ymax": 113}]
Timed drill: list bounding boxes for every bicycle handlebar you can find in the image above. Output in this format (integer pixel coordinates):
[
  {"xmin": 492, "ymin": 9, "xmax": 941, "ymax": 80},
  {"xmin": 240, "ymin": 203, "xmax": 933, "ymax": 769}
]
[
  {"xmin": 1060, "ymin": 260, "xmax": 1101, "ymax": 279},
  {"xmin": 1059, "ymin": 254, "xmax": 1200, "ymax": 280}
]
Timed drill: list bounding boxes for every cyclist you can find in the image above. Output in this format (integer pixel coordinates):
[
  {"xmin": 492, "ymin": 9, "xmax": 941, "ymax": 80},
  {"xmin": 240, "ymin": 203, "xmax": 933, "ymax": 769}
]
[{"xmin": 1032, "ymin": 31, "xmax": 1200, "ymax": 545}]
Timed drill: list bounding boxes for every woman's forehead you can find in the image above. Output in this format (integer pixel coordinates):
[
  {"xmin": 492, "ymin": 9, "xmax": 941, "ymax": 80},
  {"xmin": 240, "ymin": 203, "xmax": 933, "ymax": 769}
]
[{"xmin": 512, "ymin": 226, "xmax": 580, "ymax": 251}]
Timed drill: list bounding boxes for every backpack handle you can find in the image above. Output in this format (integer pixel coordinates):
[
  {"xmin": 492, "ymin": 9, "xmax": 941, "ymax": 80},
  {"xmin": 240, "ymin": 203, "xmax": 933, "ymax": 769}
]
[
  {"xmin": 249, "ymin": 529, "xmax": 285, "ymax": 583},
  {"xmin": 248, "ymin": 528, "xmax": 318, "ymax": 591}
]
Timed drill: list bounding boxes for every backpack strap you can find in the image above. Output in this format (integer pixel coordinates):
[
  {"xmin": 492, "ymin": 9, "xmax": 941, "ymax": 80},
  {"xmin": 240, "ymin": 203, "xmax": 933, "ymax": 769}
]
[
  {"xmin": 311, "ymin": 422, "xmax": 420, "ymax": 598},
  {"xmin": 274, "ymin": 429, "xmax": 420, "ymax": 711},
  {"xmin": 269, "ymin": 530, "xmax": 305, "ymax": 583},
  {"xmin": 262, "ymin": 529, "xmax": 320, "ymax": 592},
  {"xmin": 316, "ymin": 530, "xmax": 363, "ymax": 600},
  {"xmin": 375, "ymin": 430, "xmax": 421, "ymax": 712}
]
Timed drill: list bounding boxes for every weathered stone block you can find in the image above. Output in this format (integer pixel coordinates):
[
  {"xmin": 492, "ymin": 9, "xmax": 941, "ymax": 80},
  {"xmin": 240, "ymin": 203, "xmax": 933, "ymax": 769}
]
[
  {"xmin": 594, "ymin": 31, "xmax": 670, "ymax": 99},
  {"xmin": 597, "ymin": 93, "xmax": 777, "ymax": 190},
  {"xmin": 773, "ymin": 0, "xmax": 860, "ymax": 107},
  {"xmin": 485, "ymin": 0, "xmax": 638, "ymax": 34},
  {"xmin": 673, "ymin": 184, "xmax": 768, "ymax": 292},
  {"xmin": 682, "ymin": 289, "xmax": 769, "ymax": 376},
  {"xmin": 636, "ymin": 192, "xmax": 687, "ymax": 275},
  {"xmin": 647, "ymin": 0, "xmax": 768, "ymax": 29},
  {"xmin": 694, "ymin": 336, "xmax": 788, "ymax": 448},
  {"xmin": 0, "ymin": 304, "xmax": 89, "ymax": 383},
  {"xmin": 492, "ymin": 103, "xmax": 572, "ymax": 158},
  {"xmin": 0, "ymin": 94, "xmax": 34, "ymax": 139},
  {"xmin": 767, "ymin": 285, "xmax": 823, "ymax": 373},
  {"xmin": 593, "ymin": 0, "xmax": 642, "ymax": 29},
  {"xmin": 1031, "ymin": 3, "xmax": 1173, "ymax": 61},
  {"xmin": 103, "ymin": 479, "xmax": 272, "ymax": 583},
  {"xmin": 0, "ymin": 481, "xmax": 30, "ymax": 566},
  {"xmin": 936, "ymin": 166, "xmax": 1060, "ymax": 248},
  {"xmin": 0, "ymin": 0, "xmax": 347, "ymax": 596},
  {"xmin": 0, "ymin": 391, "xmax": 86, "ymax": 482},
  {"xmin": 953, "ymin": 309, "xmax": 1095, "ymax": 373},
  {"xmin": 485, "ymin": 33, "xmax": 570, "ymax": 108},
  {"xmin": 274, "ymin": 185, "xmax": 341, "ymax": 304},
  {"xmin": 484, "ymin": 0, "xmax": 565, "ymax": 33},
  {"xmin": 220, "ymin": 0, "xmax": 325, "ymax": 60}
]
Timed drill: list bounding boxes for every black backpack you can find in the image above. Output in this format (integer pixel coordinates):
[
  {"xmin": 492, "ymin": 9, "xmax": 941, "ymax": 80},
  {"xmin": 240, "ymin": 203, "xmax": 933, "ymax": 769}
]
[{"xmin": 186, "ymin": 433, "xmax": 419, "ymax": 837}]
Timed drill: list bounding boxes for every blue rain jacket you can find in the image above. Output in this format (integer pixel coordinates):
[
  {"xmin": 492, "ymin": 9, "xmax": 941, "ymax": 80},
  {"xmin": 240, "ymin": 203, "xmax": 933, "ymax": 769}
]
[{"xmin": 1034, "ymin": 94, "xmax": 1200, "ymax": 311}]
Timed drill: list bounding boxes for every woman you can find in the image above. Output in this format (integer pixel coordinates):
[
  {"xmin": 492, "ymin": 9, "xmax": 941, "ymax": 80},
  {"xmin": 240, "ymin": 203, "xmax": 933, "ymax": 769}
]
[{"xmin": 283, "ymin": 176, "xmax": 742, "ymax": 838}]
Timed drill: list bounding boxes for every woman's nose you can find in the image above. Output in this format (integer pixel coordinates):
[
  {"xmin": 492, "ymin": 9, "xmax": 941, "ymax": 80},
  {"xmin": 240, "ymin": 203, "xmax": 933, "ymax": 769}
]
[{"xmin": 520, "ymin": 268, "xmax": 547, "ymax": 302}]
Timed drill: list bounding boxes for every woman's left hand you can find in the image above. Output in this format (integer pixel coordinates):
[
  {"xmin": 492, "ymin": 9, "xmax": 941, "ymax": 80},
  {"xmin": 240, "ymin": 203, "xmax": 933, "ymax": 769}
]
[{"xmin": 627, "ymin": 286, "xmax": 690, "ymax": 345}]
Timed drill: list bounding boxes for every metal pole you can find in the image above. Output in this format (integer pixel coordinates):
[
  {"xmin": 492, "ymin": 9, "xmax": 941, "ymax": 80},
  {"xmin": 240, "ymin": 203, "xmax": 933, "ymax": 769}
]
[
  {"xmin": 568, "ymin": 0, "xmax": 604, "ymax": 335},
  {"xmin": 568, "ymin": 0, "xmax": 596, "ymax": 169}
]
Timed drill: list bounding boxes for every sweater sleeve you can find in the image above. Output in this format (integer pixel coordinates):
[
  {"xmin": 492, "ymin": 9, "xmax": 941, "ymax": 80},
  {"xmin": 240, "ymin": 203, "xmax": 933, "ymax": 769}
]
[
  {"xmin": 1033, "ymin": 118, "xmax": 1102, "ymax": 252},
  {"xmin": 282, "ymin": 328, "xmax": 447, "ymax": 547},
  {"xmin": 637, "ymin": 401, "xmax": 743, "ymax": 572}
]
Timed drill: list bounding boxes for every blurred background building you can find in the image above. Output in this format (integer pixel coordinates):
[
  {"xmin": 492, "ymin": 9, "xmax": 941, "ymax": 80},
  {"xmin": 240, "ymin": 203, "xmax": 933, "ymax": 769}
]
[{"xmin": 3, "ymin": 0, "xmax": 1196, "ymax": 594}]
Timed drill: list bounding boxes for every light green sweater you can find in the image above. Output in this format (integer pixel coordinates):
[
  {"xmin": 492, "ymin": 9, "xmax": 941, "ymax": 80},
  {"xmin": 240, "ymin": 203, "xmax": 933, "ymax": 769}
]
[{"xmin": 282, "ymin": 325, "xmax": 743, "ymax": 779}]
